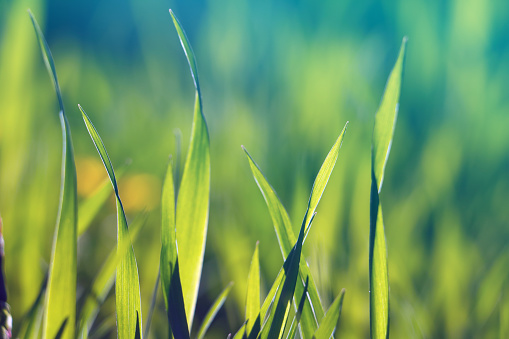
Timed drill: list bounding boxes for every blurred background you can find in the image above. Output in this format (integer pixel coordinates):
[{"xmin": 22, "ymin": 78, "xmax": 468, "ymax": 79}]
[{"xmin": 1, "ymin": 0, "xmax": 509, "ymax": 337}]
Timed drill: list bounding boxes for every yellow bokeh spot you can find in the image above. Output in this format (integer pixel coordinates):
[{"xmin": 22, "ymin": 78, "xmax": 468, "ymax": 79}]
[
  {"xmin": 76, "ymin": 156, "xmax": 108, "ymax": 197},
  {"xmin": 119, "ymin": 174, "xmax": 161, "ymax": 212}
]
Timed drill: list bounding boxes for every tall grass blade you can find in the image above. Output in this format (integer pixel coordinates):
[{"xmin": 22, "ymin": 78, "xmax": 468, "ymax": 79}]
[
  {"xmin": 170, "ymin": 10, "xmax": 211, "ymax": 328},
  {"xmin": 29, "ymin": 11, "xmax": 78, "ymax": 339},
  {"xmin": 77, "ymin": 215, "xmax": 146, "ymax": 339},
  {"xmin": 246, "ymin": 242, "xmax": 261, "ymax": 336},
  {"xmin": 369, "ymin": 37, "xmax": 407, "ymax": 339},
  {"xmin": 312, "ymin": 289, "xmax": 345, "ymax": 339},
  {"xmin": 242, "ymin": 147, "xmax": 324, "ymax": 337},
  {"xmin": 160, "ymin": 160, "xmax": 190, "ymax": 339},
  {"xmin": 197, "ymin": 282, "xmax": 234, "ymax": 339},
  {"xmin": 79, "ymin": 105, "xmax": 143, "ymax": 339}
]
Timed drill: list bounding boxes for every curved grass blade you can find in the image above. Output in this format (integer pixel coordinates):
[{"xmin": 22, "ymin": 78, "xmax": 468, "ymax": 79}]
[
  {"xmin": 170, "ymin": 10, "xmax": 211, "ymax": 329},
  {"xmin": 29, "ymin": 11, "xmax": 78, "ymax": 339},
  {"xmin": 197, "ymin": 282, "xmax": 234, "ymax": 339},
  {"xmin": 312, "ymin": 289, "xmax": 345, "ymax": 339},
  {"xmin": 246, "ymin": 242, "xmax": 261, "ymax": 337},
  {"xmin": 77, "ymin": 166, "xmax": 126, "ymax": 236},
  {"xmin": 77, "ymin": 215, "xmax": 146, "ymax": 339},
  {"xmin": 79, "ymin": 105, "xmax": 143, "ymax": 339},
  {"xmin": 369, "ymin": 38, "xmax": 407, "ymax": 339},
  {"xmin": 242, "ymin": 147, "xmax": 324, "ymax": 337},
  {"xmin": 160, "ymin": 160, "xmax": 190, "ymax": 339}
]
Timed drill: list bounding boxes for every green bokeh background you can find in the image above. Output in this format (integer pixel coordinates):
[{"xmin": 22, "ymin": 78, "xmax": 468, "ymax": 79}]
[{"xmin": 1, "ymin": 0, "xmax": 509, "ymax": 337}]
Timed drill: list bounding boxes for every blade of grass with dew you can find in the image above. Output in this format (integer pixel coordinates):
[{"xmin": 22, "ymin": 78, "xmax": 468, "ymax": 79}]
[
  {"xmin": 246, "ymin": 242, "xmax": 261, "ymax": 337},
  {"xmin": 79, "ymin": 105, "xmax": 143, "ymax": 338},
  {"xmin": 312, "ymin": 289, "xmax": 345, "ymax": 339},
  {"xmin": 170, "ymin": 10, "xmax": 211, "ymax": 329},
  {"xmin": 197, "ymin": 282, "xmax": 234, "ymax": 339},
  {"xmin": 160, "ymin": 159, "xmax": 190, "ymax": 339},
  {"xmin": 77, "ymin": 166, "xmax": 126, "ymax": 236},
  {"xmin": 369, "ymin": 37, "xmax": 407, "ymax": 339},
  {"xmin": 243, "ymin": 146, "xmax": 323, "ymax": 337},
  {"xmin": 29, "ymin": 11, "xmax": 78, "ymax": 339},
  {"xmin": 77, "ymin": 215, "xmax": 146, "ymax": 339}
]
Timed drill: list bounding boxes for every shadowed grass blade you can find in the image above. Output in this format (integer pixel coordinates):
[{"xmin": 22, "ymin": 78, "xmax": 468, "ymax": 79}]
[
  {"xmin": 197, "ymin": 282, "xmax": 234, "ymax": 339},
  {"xmin": 77, "ymin": 215, "xmax": 146, "ymax": 339},
  {"xmin": 369, "ymin": 37, "xmax": 407, "ymax": 339},
  {"xmin": 246, "ymin": 242, "xmax": 260, "ymax": 336},
  {"xmin": 29, "ymin": 11, "xmax": 78, "ymax": 339},
  {"xmin": 160, "ymin": 160, "xmax": 189, "ymax": 339},
  {"xmin": 79, "ymin": 105, "xmax": 143, "ymax": 339},
  {"xmin": 170, "ymin": 10, "xmax": 211, "ymax": 329},
  {"xmin": 243, "ymin": 147, "xmax": 324, "ymax": 336},
  {"xmin": 313, "ymin": 289, "xmax": 345, "ymax": 339}
]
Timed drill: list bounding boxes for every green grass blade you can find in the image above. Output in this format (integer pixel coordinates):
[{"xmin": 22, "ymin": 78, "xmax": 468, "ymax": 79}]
[
  {"xmin": 17, "ymin": 276, "xmax": 47, "ymax": 339},
  {"xmin": 79, "ymin": 105, "xmax": 143, "ymax": 339},
  {"xmin": 170, "ymin": 10, "xmax": 211, "ymax": 329},
  {"xmin": 197, "ymin": 282, "xmax": 234, "ymax": 339},
  {"xmin": 369, "ymin": 38, "xmax": 407, "ymax": 339},
  {"xmin": 77, "ymin": 215, "xmax": 146, "ymax": 339},
  {"xmin": 312, "ymin": 289, "xmax": 345, "ymax": 339},
  {"xmin": 143, "ymin": 270, "xmax": 160, "ymax": 339},
  {"xmin": 242, "ymin": 147, "xmax": 323, "ymax": 336},
  {"xmin": 302, "ymin": 123, "xmax": 347, "ymax": 236},
  {"xmin": 29, "ymin": 11, "xmax": 78, "ymax": 339},
  {"xmin": 231, "ymin": 321, "xmax": 246, "ymax": 339},
  {"xmin": 160, "ymin": 160, "xmax": 190, "ymax": 339},
  {"xmin": 246, "ymin": 242, "xmax": 261, "ymax": 336}
]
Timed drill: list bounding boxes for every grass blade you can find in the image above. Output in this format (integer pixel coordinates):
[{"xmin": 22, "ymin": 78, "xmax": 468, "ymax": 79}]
[
  {"xmin": 170, "ymin": 9, "xmax": 211, "ymax": 329},
  {"xmin": 77, "ymin": 215, "xmax": 146, "ymax": 339},
  {"xmin": 243, "ymin": 147, "xmax": 324, "ymax": 336},
  {"xmin": 312, "ymin": 289, "xmax": 345, "ymax": 339},
  {"xmin": 231, "ymin": 321, "xmax": 247, "ymax": 339},
  {"xmin": 79, "ymin": 105, "xmax": 143, "ymax": 339},
  {"xmin": 286, "ymin": 277, "xmax": 309, "ymax": 339},
  {"xmin": 29, "ymin": 11, "xmax": 78, "ymax": 339},
  {"xmin": 160, "ymin": 160, "xmax": 190, "ymax": 339},
  {"xmin": 369, "ymin": 37, "xmax": 407, "ymax": 339},
  {"xmin": 197, "ymin": 282, "xmax": 234, "ymax": 339},
  {"xmin": 246, "ymin": 242, "xmax": 261, "ymax": 336}
]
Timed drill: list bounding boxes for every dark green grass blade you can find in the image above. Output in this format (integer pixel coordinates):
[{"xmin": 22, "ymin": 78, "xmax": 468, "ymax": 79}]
[
  {"xmin": 246, "ymin": 242, "xmax": 261, "ymax": 336},
  {"xmin": 286, "ymin": 277, "xmax": 309, "ymax": 339},
  {"xmin": 369, "ymin": 38, "xmax": 407, "ymax": 339},
  {"xmin": 243, "ymin": 147, "xmax": 324, "ymax": 336},
  {"xmin": 77, "ymin": 215, "xmax": 146, "ymax": 339},
  {"xmin": 135, "ymin": 312, "xmax": 141, "ymax": 339},
  {"xmin": 79, "ymin": 105, "xmax": 143, "ymax": 339},
  {"xmin": 312, "ymin": 289, "xmax": 345, "ymax": 339},
  {"xmin": 54, "ymin": 319, "xmax": 68, "ymax": 339},
  {"xmin": 197, "ymin": 282, "xmax": 234, "ymax": 339},
  {"xmin": 160, "ymin": 160, "xmax": 190, "ymax": 339},
  {"xmin": 29, "ymin": 11, "xmax": 78, "ymax": 339},
  {"xmin": 170, "ymin": 10, "xmax": 211, "ymax": 329}
]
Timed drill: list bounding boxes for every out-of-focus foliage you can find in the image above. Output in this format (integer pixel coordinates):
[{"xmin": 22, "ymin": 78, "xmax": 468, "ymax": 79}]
[{"xmin": 1, "ymin": 0, "xmax": 509, "ymax": 338}]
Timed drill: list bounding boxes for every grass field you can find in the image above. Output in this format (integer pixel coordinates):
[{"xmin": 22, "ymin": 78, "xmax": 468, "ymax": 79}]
[{"xmin": 1, "ymin": 0, "xmax": 509, "ymax": 338}]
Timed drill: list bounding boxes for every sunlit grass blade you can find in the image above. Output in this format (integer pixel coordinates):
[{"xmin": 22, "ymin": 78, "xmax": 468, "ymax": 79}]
[
  {"xmin": 197, "ymin": 282, "xmax": 234, "ymax": 339},
  {"xmin": 242, "ymin": 147, "xmax": 324, "ymax": 336},
  {"xmin": 246, "ymin": 242, "xmax": 261, "ymax": 336},
  {"xmin": 29, "ymin": 11, "xmax": 78, "ymax": 339},
  {"xmin": 79, "ymin": 105, "xmax": 143, "ymax": 339},
  {"xmin": 77, "ymin": 215, "xmax": 146, "ymax": 339},
  {"xmin": 312, "ymin": 289, "xmax": 345, "ymax": 339},
  {"xmin": 160, "ymin": 160, "xmax": 190, "ymax": 339},
  {"xmin": 16, "ymin": 276, "xmax": 47, "ymax": 339},
  {"xmin": 302, "ymin": 123, "xmax": 347, "ymax": 236},
  {"xmin": 170, "ymin": 10, "xmax": 211, "ymax": 329},
  {"xmin": 369, "ymin": 37, "xmax": 407, "ymax": 339},
  {"xmin": 231, "ymin": 321, "xmax": 247, "ymax": 339}
]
